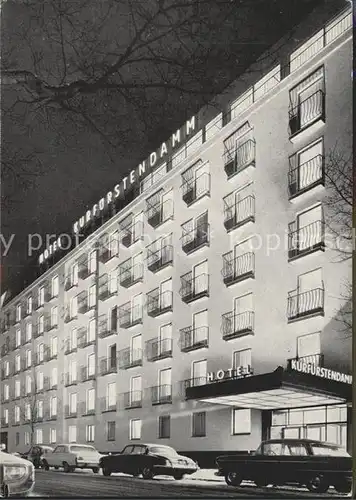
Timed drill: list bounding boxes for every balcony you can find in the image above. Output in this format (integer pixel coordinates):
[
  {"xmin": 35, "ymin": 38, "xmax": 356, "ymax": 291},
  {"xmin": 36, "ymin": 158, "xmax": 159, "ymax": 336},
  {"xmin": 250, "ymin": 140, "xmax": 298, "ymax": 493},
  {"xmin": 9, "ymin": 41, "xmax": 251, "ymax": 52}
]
[
  {"xmin": 147, "ymin": 245, "xmax": 173, "ymax": 273},
  {"xmin": 80, "ymin": 401, "xmax": 95, "ymax": 416},
  {"xmin": 181, "ymin": 223, "xmax": 209, "ymax": 254},
  {"xmin": 80, "ymin": 365, "xmax": 96, "ymax": 382},
  {"xmin": 221, "ymin": 311, "xmax": 254, "ymax": 340},
  {"xmin": 78, "ymin": 334, "xmax": 96, "ymax": 349},
  {"xmin": 118, "ymin": 304, "xmax": 143, "ymax": 329},
  {"xmin": 1, "ymin": 345, "xmax": 10, "ymax": 357},
  {"xmin": 119, "ymin": 263, "xmax": 143, "ymax": 288},
  {"xmin": 78, "ymin": 296, "xmax": 91, "ymax": 314},
  {"xmin": 64, "ymin": 339, "xmax": 77, "ymax": 355},
  {"xmin": 123, "ymin": 391, "xmax": 142, "ymax": 409},
  {"xmin": 289, "ymin": 90, "xmax": 325, "ymax": 141},
  {"xmin": 288, "ymin": 155, "xmax": 325, "ymax": 199},
  {"xmin": 181, "ymin": 172, "xmax": 210, "ymax": 206},
  {"xmin": 287, "ymin": 353, "xmax": 324, "ymax": 370},
  {"xmin": 98, "ymin": 236, "xmax": 119, "ymax": 263},
  {"xmin": 98, "ymin": 315, "xmax": 117, "ymax": 339},
  {"xmin": 64, "ymin": 405, "xmax": 77, "ymax": 419},
  {"xmin": 34, "ymin": 353, "xmax": 44, "ymax": 366},
  {"xmin": 100, "ymin": 397, "xmax": 117, "ymax": 413},
  {"xmin": 98, "ymin": 275, "xmax": 118, "ymax": 301},
  {"xmin": 288, "ymin": 220, "xmax": 325, "ymax": 260},
  {"xmin": 222, "ymin": 252, "xmax": 255, "ymax": 286},
  {"xmin": 118, "ymin": 347, "xmax": 143, "ymax": 369},
  {"xmin": 78, "ymin": 259, "xmax": 96, "ymax": 280},
  {"xmin": 223, "ymin": 195, "xmax": 255, "ymax": 232},
  {"xmin": 34, "ymin": 327, "xmax": 44, "ymax": 339},
  {"xmin": 120, "ymin": 220, "xmax": 143, "ymax": 248},
  {"xmin": 180, "ymin": 273, "xmax": 209, "ymax": 303},
  {"xmin": 224, "ymin": 139, "xmax": 256, "ymax": 179},
  {"xmin": 146, "ymin": 338, "xmax": 172, "ymax": 362},
  {"xmin": 64, "ymin": 309, "xmax": 77, "ymax": 323},
  {"xmin": 44, "ymin": 346, "xmax": 57, "ymax": 362},
  {"xmin": 65, "ymin": 275, "xmax": 77, "ymax": 291},
  {"xmin": 146, "ymin": 289, "xmax": 173, "ymax": 317},
  {"xmin": 1, "ymin": 418, "xmax": 9, "ymax": 428},
  {"xmin": 45, "ymin": 319, "xmax": 57, "ymax": 333},
  {"xmin": 1, "ymin": 367, "xmax": 12, "ymax": 379},
  {"xmin": 100, "ymin": 356, "xmax": 117, "ymax": 376},
  {"xmin": 179, "ymin": 326, "xmax": 209, "ymax": 352},
  {"xmin": 147, "ymin": 199, "xmax": 173, "ymax": 228},
  {"xmin": 151, "ymin": 385, "xmax": 172, "ymax": 405},
  {"xmin": 287, "ymin": 287, "xmax": 324, "ymax": 322},
  {"xmin": 44, "ymin": 376, "xmax": 56, "ymax": 392},
  {"xmin": 64, "ymin": 373, "xmax": 78, "ymax": 387}
]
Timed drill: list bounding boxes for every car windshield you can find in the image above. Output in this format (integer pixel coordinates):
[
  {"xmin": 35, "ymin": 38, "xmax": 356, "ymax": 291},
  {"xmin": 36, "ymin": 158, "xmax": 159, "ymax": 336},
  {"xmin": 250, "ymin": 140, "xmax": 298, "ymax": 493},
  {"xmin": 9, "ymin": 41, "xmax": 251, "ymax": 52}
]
[
  {"xmin": 311, "ymin": 444, "xmax": 350, "ymax": 457},
  {"xmin": 149, "ymin": 446, "xmax": 178, "ymax": 457},
  {"xmin": 70, "ymin": 446, "xmax": 96, "ymax": 453}
]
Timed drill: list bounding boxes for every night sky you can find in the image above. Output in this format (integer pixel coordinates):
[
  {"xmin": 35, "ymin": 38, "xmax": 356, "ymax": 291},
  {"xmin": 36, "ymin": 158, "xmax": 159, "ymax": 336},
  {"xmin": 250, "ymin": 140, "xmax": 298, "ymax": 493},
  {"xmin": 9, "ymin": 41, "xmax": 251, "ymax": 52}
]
[{"xmin": 1, "ymin": 0, "xmax": 330, "ymax": 298}]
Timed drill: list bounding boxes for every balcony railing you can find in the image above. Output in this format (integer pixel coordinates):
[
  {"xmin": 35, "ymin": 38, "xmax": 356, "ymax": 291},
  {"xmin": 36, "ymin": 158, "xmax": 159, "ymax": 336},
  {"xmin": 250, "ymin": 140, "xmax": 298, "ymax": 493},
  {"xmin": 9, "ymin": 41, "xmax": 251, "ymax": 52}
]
[
  {"xmin": 146, "ymin": 338, "xmax": 172, "ymax": 362},
  {"xmin": 118, "ymin": 347, "xmax": 143, "ymax": 369},
  {"xmin": 179, "ymin": 326, "xmax": 209, "ymax": 352},
  {"xmin": 100, "ymin": 397, "xmax": 117, "ymax": 413},
  {"xmin": 98, "ymin": 315, "xmax": 117, "ymax": 339},
  {"xmin": 64, "ymin": 405, "xmax": 77, "ymax": 418},
  {"xmin": 288, "ymin": 155, "xmax": 325, "ymax": 198},
  {"xmin": 181, "ymin": 223, "xmax": 209, "ymax": 254},
  {"xmin": 119, "ymin": 263, "xmax": 143, "ymax": 288},
  {"xmin": 180, "ymin": 273, "xmax": 209, "ymax": 303},
  {"xmin": 64, "ymin": 339, "xmax": 77, "ymax": 355},
  {"xmin": 123, "ymin": 391, "xmax": 143, "ymax": 409},
  {"xmin": 146, "ymin": 290, "xmax": 173, "ymax": 317},
  {"xmin": 118, "ymin": 304, "xmax": 143, "ymax": 328},
  {"xmin": 151, "ymin": 384, "xmax": 172, "ymax": 405},
  {"xmin": 181, "ymin": 172, "xmax": 210, "ymax": 205},
  {"xmin": 34, "ymin": 327, "xmax": 44, "ymax": 338},
  {"xmin": 289, "ymin": 90, "xmax": 325, "ymax": 137},
  {"xmin": 100, "ymin": 356, "xmax": 117, "ymax": 376},
  {"xmin": 34, "ymin": 353, "xmax": 44, "ymax": 366},
  {"xmin": 78, "ymin": 263, "xmax": 94, "ymax": 280},
  {"xmin": 98, "ymin": 276, "xmax": 118, "ymax": 301},
  {"xmin": 224, "ymin": 139, "xmax": 256, "ymax": 178},
  {"xmin": 44, "ymin": 347, "xmax": 57, "ymax": 362},
  {"xmin": 98, "ymin": 237, "xmax": 119, "ymax": 263},
  {"xmin": 64, "ymin": 309, "xmax": 77, "ymax": 323},
  {"xmin": 288, "ymin": 220, "xmax": 325, "ymax": 260},
  {"xmin": 80, "ymin": 401, "xmax": 95, "ymax": 416},
  {"xmin": 221, "ymin": 311, "xmax": 254, "ymax": 340},
  {"xmin": 147, "ymin": 245, "xmax": 173, "ymax": 273},
  {"xmin": 222, "ymin": 252, "xmax": 255, "ymax": 286},
  {"xmin": 80, "ymin": 365, "xmax": 96, "ymax": 382},
  {"xmin": 78, "ymin": 296, "xmax": 89, "ymax": 314},
  {"xmin": 287, "ymin": 287, "xmax": 324, "ymax": 321},
  {"xmin": 223, "ymin": 195, "xmax": 255, "ymax": 232},
  {"xmin": 120, "ymin": 221, "xmax": 143, "ymax": 248},
  {"xmin": 147, "ymin": 199, "xmax": 173, "ymax": 228},
  {"xmin": 287, "ymin": 353, "xmax": 324, "ymax": 370},
  {"xmin": 0, "ymin": 418, "xmax": 9, "ymax": 427},
  {"xmin": 65, "ymin": 275, "xmax": 78, "ymax": 291},
  {"xmin": 64, "ymin": 373, "xmax": 78, "ymax": 387}
]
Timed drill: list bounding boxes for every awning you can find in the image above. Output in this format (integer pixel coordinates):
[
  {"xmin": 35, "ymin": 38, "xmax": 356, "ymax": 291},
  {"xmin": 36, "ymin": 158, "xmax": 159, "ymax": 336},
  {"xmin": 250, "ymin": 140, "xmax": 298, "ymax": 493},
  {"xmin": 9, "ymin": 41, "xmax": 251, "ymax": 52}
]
[{"xmin": 185, "ymin": 367, "xmax": 352, "ymax": 410}]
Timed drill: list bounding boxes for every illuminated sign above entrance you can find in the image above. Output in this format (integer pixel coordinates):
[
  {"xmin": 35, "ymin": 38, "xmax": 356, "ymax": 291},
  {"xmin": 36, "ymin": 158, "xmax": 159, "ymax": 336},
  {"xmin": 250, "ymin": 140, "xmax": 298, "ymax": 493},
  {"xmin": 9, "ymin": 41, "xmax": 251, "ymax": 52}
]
[
  {"xmin": 207, "ymin": 365, "xmax": 253, "ymax": 383},
  {"xmin": 290, "ymin": 360, "xmax": 352, "ymax": 385}
]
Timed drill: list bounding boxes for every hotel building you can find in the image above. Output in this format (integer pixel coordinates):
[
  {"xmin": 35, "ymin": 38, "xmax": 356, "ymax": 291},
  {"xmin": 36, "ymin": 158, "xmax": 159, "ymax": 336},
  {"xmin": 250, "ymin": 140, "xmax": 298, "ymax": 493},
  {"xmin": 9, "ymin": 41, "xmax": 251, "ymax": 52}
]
[{"xmin": 0, "ymin": 1, "xmax": 352, "ymax": 465}]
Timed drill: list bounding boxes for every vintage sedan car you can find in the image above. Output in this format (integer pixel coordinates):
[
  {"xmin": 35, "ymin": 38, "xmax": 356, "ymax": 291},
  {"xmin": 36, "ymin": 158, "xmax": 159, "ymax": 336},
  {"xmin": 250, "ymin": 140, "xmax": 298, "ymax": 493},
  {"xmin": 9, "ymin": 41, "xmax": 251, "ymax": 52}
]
[
  {"xmin": 20, "ymin": 445, "xmax": 54, "ymax": 469},
  {"xmin": 216, "ymin": 438, "xmax": 352, "ymax": 493},
  {"xmin": 99, "ymin": 443, "xmax": 199, "ymax": 480},
  {"xmin": 42, "ymin": 444, "xmax": 103, "ymax": 473},
  {"xmin": 0, "ymin": 449, "xmax": 35, "ymax": 497}
]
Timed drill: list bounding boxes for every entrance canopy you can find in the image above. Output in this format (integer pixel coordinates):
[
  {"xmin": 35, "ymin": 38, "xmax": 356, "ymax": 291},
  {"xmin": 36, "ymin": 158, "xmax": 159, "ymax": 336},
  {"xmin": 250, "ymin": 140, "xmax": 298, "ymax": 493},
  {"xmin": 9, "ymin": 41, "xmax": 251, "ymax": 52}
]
[{"xmin": 185, "ymin": 367, "xmax": 351, "ymax": 410}]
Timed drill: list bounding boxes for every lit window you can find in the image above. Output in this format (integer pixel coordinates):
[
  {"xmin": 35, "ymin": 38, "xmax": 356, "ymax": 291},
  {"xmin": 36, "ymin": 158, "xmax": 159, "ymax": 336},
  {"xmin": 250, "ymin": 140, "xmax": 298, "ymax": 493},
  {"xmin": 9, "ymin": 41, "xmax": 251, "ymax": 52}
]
[
  {"xmin": 26, "ymin": 323, "xmax": 32, "ymax": 342},
  {"xmin": 86, "ymin": 425, "xmax": 95, "ymax": 443},
  {"xmin": 50, "ymin": 397, "xmax": 57, "ymax": 417},
  {"xmin": 69, "ymin": 393, "xmax": 77, "ymax": 413},
  {"xmin": 27, "ymin": 297, "xmax": 33, "ymax": 314},
  {"xmin": 4, "ymin": 384, "xmax": 9, "ymax": 401},
  {"xmin": 38, "ymin": 287, "xmax": 45, "ymax": 306},
  {"xmin": 192, "ymin": 412, "xmax": 206, "ymax": 437},
  {"xmin": 50, "ymin": 428, "xmax": 57, "ymax": 444},
  {"xmin": 15, "ymin": 379, "xmax": 20, "ymax": 398},
  {"xmin": 51, "ymin": 307, "xmax": 58, "ymax": 327},
  {"xmin": 87, "ymin": 388, "xmax": 95, "ymax": 412},
  {"xmin": 36, "ymin": 428, "xmax": 43, "ymax": 444},
  {"xmin": 51, "ymin": 367, "xmax": 58, "ymax": 387},
  {"xmin": 232, "ymin": 408, "xmax": 251, "ymax": 435},
  {"xmin": 16, "ymin": 304, "xmax": 22, "ymax": 322},
  {"xmin": 129, "ymin": 419, "xmax": 141, "ymax": 440},
  {"xmin": 15, "ymin": 406, "xmax": 20, "ymax": 423},
  {"xmin": 68, "ymin": 425, "xmax": 77, "ymax": 443},
  {"xmin": 52, "ymin": 276, "xmax": 59, "ymax": 297}
]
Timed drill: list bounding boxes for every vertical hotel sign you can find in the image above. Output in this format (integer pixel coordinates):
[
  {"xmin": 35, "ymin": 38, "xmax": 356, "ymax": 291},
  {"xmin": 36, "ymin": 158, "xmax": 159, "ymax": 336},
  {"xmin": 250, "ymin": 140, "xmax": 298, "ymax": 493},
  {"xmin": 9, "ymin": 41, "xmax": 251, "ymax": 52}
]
[{"xmin": 39, "ymin": 116, "xmax": 196, "ymax": 264}]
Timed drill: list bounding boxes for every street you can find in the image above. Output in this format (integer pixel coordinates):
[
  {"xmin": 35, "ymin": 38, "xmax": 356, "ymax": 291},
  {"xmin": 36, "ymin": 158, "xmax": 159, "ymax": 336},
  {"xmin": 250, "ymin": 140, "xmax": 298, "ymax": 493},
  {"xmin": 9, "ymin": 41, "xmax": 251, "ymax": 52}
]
[{"xmin": 31, "ymin": 470, "xmax": 351, "ymax": 498}]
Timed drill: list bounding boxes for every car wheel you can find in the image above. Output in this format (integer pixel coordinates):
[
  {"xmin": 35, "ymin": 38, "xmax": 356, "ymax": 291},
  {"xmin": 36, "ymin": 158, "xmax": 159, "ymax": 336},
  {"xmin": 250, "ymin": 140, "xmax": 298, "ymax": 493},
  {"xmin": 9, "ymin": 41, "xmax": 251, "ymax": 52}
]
[
  {"xmin": 334, "ymin": 481, "xmax": 352, "ymax": 494},
  {"xmin": 102, "ymin": 467, "xmax": 112, "ymax": 477},
  {"xmin": 142, "ymin": 467, "xmax": 154, "ymax": 480},
  {"xmin": 173, "ymin": 474, "xmax": 184, "ymax": 480},
  {"xmin": 42, "ymin": 460, "xmax": 50, "ymax": 471},
  {"xmin": 92, "ymin": 467, "xmax": 99, "ymax": 474},
  {"xmin": 225, "ymin": 472, "xmax": 242, "ymax": 487},
  {"xmin": 306, "ymin": 474, "xmax": 329, "ymax": 494},
  {"xmin": 63, "ymin": 462, "xmax": 71, "ymax": 473}
]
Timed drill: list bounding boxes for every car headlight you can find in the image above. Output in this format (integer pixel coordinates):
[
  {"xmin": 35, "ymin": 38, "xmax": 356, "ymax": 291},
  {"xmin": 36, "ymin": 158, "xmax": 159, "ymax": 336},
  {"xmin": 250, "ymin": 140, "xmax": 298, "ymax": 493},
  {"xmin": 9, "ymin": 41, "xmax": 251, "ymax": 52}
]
[{"xmin": 3, "ymin": 465, "xmax": 29, "ymax": 481}]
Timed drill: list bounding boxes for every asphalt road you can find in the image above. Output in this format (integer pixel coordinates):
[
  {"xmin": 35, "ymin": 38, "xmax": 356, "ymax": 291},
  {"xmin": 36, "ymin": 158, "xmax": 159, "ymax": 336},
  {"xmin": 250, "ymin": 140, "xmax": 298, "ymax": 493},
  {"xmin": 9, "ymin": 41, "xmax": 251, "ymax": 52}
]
[{"xmin": 31, "ymin": 470, "xmax": 350, "ymax": 498}]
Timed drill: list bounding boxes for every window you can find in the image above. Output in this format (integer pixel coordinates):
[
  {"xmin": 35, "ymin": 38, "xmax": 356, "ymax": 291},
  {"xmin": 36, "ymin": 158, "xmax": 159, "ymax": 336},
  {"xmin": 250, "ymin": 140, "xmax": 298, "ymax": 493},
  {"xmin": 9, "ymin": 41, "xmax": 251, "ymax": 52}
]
[
  {"xmin": 52, "ymin": 276, "xmax": 59, "ymax": 297},
  {"xmin": 108, "ymin": 271, "xmax": 118, "ymax": 294},
  {"xmin": 181, "ymin": 212, "xmax": 209, "ymax": 252},
  {"xmin": 69, "ymin": 393, "xmax": 77, "ymax": 414},
  {"xmin": 37, "ymin": 400, "xmax": 43, "ymax": 418},
  {"xmin": 36, "ymin": 428, "xmax": 43, "ymax": 444},
  {"xmin": 263, "ymin": 442, "xmax": 283, "ymax": 455},
  {"xmin": 68, "ymin": 426, "xmax": 77, "ymax": 443},
  {"xmin": 37, "ymin": 343, "xmax": 44, "ymax": 362},
  {"xmin": 51, "ymin": 307, "xmax": 58, "ymax": 327},
  {"xmin": 223, "ymin": 122, "xmax": 254, "ymax": 177},
  {"xmin": 181, "ymin": 161, "xmax": 210, "ymax": 204},
  {"xmin": 15, "ymin": 379, "xmax": 20, "ymax": 398},
  {"xmin": 71, "ymin": 328, "xmax": 78, "ymax": 350},
  {"xmin": 15, "ymin": 355, "xmax": 21, "ymax": 372},
  {"xmin": 232, "ymin": 409, "xmax": 251, "ymax": 435},
  {"xmin": 131, "ymin": 334, "xmax": 142, "ymax": 363},
  {"xmin": 26, "ymin": 349, "xmax": 32, "ymax": 368},
  {"xmin": 89, "ymin": 285, "xmax": 96, "ymax": 308},
  {"xmin": 25, "ymin": 323, "xmax": 32, "ymax": 342},
  {"xmin": 107, "ymin": 421, "xmax": 116, "ymax": 441},
  {"xmin": 15, "ymin": 432, "xmax": 20, "ymax": 446},
  {"xmin": 26, "ymin": 375, "xmax": 32, "ymax": 394},
  {"xmin": 27, "ymin": 297, "xmax": 33, "ymax": 314},
  {"xmin": 89, "ymin": 250, "xmax": 97, "ymax": 273},
  {"xmin": 50, "ymin": 428, "xmax": 57, "ymax": 444},
  {"xmin": 87, "ymin": 388, "xmax": 95, "ymax": 412},
  {"xmin": 37, "ymin": 371, "xmax": 44, "ymax": 391},
  {"xmin": 24, "ymin": 432, "xmax": 30, "ymax": 445},
  {"xmin": 107, "ymin": 383, "xmax": 116, "ymax": 408},
  {"xmin": 38, "ymin": 286, "xmax": 45, "ymax": 306},
  {"xmin": 50, "ymin": 396, "xmax": 57, "ymax": 417},
  {"xmin": 88, "ymin": 320, "xmax": 96, "ymax": 342},
  {"xmin": 4, "ymin": 361, "xmax": 9, "ymax": 377},
  {"xmin": 51, "ymin": 367, "xmax": 58, "ymax": 387},
  {"xmin": 159, "ymin": 368, "xmax": 172, "ymax": 400},
  {"xmin": 51, "ymin": 337, "xmax": 58, "ymax": 357},
  {"xmin": 3, "ymin": 409, "xmax": 9, "ymax": 424},
  {"xmin": 86, "ymin": 425, "xmax": 95, "ymax": 443},
  {"xmin": 4, "ymin": 384, "xmax": 9, "ymax": 401},
  {"xmin": 69, "ymin": 360, "xmax": 77, "ymax": 383},
  {"xmin": 158, "ymin": 415, "xmax": 170, "ymax": 439},
  {"xmin": 129, "ymin": 419, "xmax": 141, "ymax": 440},
  {"xmin": 233, "ymin": 349, "xmax": 252, "ymax": 370},
  {"xmin": 16, "ymin": 304, "xmax": 22, "ymax": 322},
  {"xmin": 70, "ymin": 296, "xmax": 78, "ymax": 318},
  {"xmin": 38, "ymin": 315, "xmax": 44, "ymax": 334},
  {"xmin": 15, "ymin": 406, "xmax": 20, "ymax": 423},
  {"xmin": 88, "ymin": 354, "xmax": 95, "ymax": 376},
  {"xmin": 192, "ymin": 360, "xmax": 207, "ymax": 385},
  {"xmin": 15, "ymin": 329, "xmax": 21, "ymax": 347},
  {"xmin": 192, "ymin": 412, "xmax": 206, "ymax": 437}
]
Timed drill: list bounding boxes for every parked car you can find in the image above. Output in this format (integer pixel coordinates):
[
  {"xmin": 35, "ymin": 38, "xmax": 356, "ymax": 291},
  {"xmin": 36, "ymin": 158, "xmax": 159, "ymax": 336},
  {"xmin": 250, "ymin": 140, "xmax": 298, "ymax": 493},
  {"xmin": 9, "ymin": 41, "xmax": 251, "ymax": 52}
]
[
  {"xmin": 99, "ymin": 443, "xmax": 199, "ymax": 480},
  {"xmin": 216, "ymin": 438, "xmax": 352, "ymax": 494},
  {"xmin": 20, "ymin": 445, "xmax": 54, "ymax": 469},
  {"xmin": 42, "ymin": 444, "xmax": 103, "ymax": 473},
  {"xmin": 0, "ymin": 449, "xmax": 35, "ymax": 497}
]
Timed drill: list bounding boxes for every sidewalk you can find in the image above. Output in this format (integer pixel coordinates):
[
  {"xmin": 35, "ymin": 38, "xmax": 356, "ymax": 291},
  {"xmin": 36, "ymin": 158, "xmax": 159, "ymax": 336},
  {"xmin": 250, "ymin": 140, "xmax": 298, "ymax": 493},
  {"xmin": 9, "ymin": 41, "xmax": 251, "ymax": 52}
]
[{"xmin": 187, "ymin": 469, "xmax": 224, "ymax": 482}]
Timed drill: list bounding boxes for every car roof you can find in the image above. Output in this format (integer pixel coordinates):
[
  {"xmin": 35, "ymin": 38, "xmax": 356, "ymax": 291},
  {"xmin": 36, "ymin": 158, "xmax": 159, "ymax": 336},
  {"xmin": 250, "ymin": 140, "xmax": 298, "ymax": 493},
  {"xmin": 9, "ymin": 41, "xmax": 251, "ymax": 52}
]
[
  {"xmin": 55, "ymin": 443, "xmax": 96, "ymax": 447},
  {"xmin": 126, "ymin": 443, "xmax": 174, "ymax": 449},
  {"xmin": 262, "ymin": 439, "xmax": 341, "ymax": 447}
]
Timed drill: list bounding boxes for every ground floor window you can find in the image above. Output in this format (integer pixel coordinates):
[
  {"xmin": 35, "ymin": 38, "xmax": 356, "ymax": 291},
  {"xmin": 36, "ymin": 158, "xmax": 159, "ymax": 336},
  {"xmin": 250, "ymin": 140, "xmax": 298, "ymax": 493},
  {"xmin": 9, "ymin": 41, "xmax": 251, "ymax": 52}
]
[
  {"xmin": 271, "ymin": 404, "xmax": 347, "ymax": 448},
  {"xmin": 158, "ymin": 415, "xmax": 170, "ymax": 439},
  {"xmin": 130, "ymin": 419, "xmax": 141, "ymax": 440},
  {"xmin": 107, "ymin": 421, "xmax": 116, "ymax": 441},
  {"xmin": 68, "ymin": 425, "xmax": 77, "ymax": 443},
  {"xmin": 86, "ymin": 425, "xmax": 95, "ymax": 443},
  {"xmin": 15, "ymin": 432, "xmax": 20, "ymax": 446},
  {"xmin": 232, "ymin": 408, "xmax": 251, "ymax": 435},
  {"xmin": 192, "ymin": 412, "xmax": 206, "ymax": 437}
]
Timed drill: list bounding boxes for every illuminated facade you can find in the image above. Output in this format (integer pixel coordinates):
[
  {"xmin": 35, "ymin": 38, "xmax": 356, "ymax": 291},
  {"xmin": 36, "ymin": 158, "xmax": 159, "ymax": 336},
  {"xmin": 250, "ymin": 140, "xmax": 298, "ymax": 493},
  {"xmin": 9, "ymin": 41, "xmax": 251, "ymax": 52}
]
[{"xmin": 0, "ymin": 2, "xmax": 352, "ymax": 462}]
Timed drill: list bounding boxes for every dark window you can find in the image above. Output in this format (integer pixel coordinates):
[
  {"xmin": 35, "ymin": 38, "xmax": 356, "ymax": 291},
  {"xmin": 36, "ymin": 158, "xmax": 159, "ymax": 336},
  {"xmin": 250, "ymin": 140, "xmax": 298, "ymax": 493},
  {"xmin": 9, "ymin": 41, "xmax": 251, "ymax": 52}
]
[
  {"xmin": 122, "ymin": 445, "xmax": 134, "ymax": 454},
  {"xmin": 107, "ymin": 421, "xmax": 115, "ymax": 441},
  {"xmin": 192, "ymin": 412, "xmax": 206, "ymax": 437},
  {"xmin": 111, "ymin": 307, "xmax": 118, "ymax": 331},
  {"xmin": 15, "ymin": 433, "xmax": 20, "ymax": 446},
  {"xmin": 158, "ymin": 415, "xmax": 170, "ymax": 439},
  {"xmin": 133, "ymin": 445, "xmax": 146, "ymax": 454}
]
